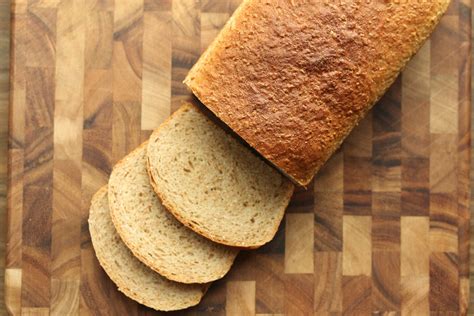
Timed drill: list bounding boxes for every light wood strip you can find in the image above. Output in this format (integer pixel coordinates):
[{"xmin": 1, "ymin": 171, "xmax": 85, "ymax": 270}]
[
  {"xmin": 285, "ymin": 213, "xmax": 314, "ymax": 274},
  {"xmin": 51, "ymin": 279, "xmax": 80, "ymax": 315},
  {"xmin": 401, "ymin": 40, "xmax": 430, "ymax": 158},
  {"xmin": 314, "ymin": 151, "xmax": 343, "ymax": 193},
  {"xmin": 401, "ymin": 276, "xmax": 429, "ymax": 316},
  {"xmin": 51, "ymin": 0, "xmax": 85, "ymax": 284},
  {"xmin": 430, "ymin": 16, "xmax": 459, "ymax": 134},
  {"xmin": 314, "ymin": 252, "xmax": 342, "ymax": 314},
  {"xmin": 401, "ymin": 217, "xmax": 429, "ymax": 277},
  {"xmin": 21, "ymin": 307, "xmax": 50, "ymax": 316},
  {"xmin": 226, "ymin": 281, "xmax": 256, "ymax": 316},
  {"xmin": 113, "ymin": 0, "xmax": 143, "ymax": 37},
  {"xmin": 430, "ymin": 133, "xmax": 457, "ymax": 193},
  {"xmin": 344, "ymin": 111, "xmax": 372, "ymax": 158},
  {"xmin": 85, "ymin": 10, "xmax": 113, "ymax": 70},
  {"xmin": 342, "ymin": 216, "xmax": 371, "ymax": 276},
  {"xmin": 5, "ymin": 268, "xmax": 22, "ymax": 316},
  {"xmin": 171, "ymin": 0, "xmax": 200, "ymax": 111},
  {"xmin": 141, "ymin": 11, "xmax": 171, "ymax": 129},
  {"xmin": 6, "ymin": 149, "xmax": 23, "ymax": 268},
  {"xmin": 9, "ymin": 1, "xmax": 27, "ymax": 148},
  {"xmin": 459, "ymin": 277, "xmax": 469, "ymax": 315},
  {"xmin": 200, "ymin": 12, "xmax": 228, "ymax": 52}
]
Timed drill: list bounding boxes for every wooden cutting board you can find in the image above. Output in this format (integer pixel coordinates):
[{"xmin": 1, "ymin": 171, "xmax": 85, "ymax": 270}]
[{"xmin": 5, "ymin": 0, "xmax": 471, "ymax": 315}]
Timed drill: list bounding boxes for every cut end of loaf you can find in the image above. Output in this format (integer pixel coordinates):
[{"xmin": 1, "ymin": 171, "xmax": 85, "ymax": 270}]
[{"xmin": 147, "ymin": 103, "xmax": 294, "ymax": 248}]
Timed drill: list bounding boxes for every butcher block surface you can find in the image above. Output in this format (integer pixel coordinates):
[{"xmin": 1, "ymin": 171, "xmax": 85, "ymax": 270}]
[{"xmin": 5, "ymin": 0, "xmax": 471, "ymax": 315}]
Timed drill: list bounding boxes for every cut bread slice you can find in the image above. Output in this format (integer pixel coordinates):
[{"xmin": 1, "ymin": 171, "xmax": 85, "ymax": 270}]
[
  {"xmin": 147, "ymin": 104, "xmax": 294, "ymax": 248},
  {"xmin": 108, "ymin": 143, "xmax": 238, "ymax": 284},
  {"xmin": 88, "ymin": 187, "xmax": 207, "ymax": 311}
]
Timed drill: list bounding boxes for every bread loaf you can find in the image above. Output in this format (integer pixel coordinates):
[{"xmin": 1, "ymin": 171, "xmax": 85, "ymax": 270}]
[
  {"xmin": 108, "ymin": 143, "xmax": 238, "ymax": 284},
  {"xmin": 184, "ymin": 0, "xmax": 450, "ymax": 186},
  {"xmin": 88, "ymin": 187, "xmax": 207, "ymax": 311},
  {"xmin": 147, "ymin": 104, "xmax": 294, "ymax": 248}
]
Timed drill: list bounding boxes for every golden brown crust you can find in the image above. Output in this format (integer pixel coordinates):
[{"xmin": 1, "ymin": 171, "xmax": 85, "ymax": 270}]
[
  {"xmin": 146, "ymin": 103, "xmax": 295, "ymax": 249},
  {"xmin": 185, "ymin": 0, "xmax": 451, "ymax": 186}
]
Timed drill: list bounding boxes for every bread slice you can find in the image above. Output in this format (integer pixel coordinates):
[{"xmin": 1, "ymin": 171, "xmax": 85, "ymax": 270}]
[
  {"xmin": 88, "ymin": 187, "xmax": 207, "ymax": 311},
  {"xmin": 108, "ymin": 143, "xmax": 238, "ymax": 284},
  {"xmin": 147, "ymin": 104, "xmax": 294, "ymax": 248},
  {"xmin": 184, "ymin": 0, "xmax": 450, "ymax": 186}
]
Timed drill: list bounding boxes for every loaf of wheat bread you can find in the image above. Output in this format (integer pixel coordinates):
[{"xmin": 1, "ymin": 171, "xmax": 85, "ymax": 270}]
[
  {"xmin": 184, "ymin": 0, "xmax": 450, "ymax": 186},
  {"xmin": 88, "ymin": 187, "xmax": 207, "ymax": 311},
  {"xmin": 108, "ymin": 143, "xmax": 238, "ymax": 284},
  {"xmin": 147, "ymin": 104, "xmax": 294, "ymax": 248}
]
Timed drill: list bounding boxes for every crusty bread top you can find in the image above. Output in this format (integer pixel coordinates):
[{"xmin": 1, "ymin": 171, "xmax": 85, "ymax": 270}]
[
  {"xmin": 185, "ymin": 0, "xmax": 450, "ymax": 186},
  {"xmin": 88, "ymin": 187, "xmax": 207, "ymax": 311},
  {"xmin": 108, "ymin": 143, "xmax": 238, "ymax": 284},
  {"xmin": 147, "ymin": 104, "xmax": 294, "ymax": 248}
]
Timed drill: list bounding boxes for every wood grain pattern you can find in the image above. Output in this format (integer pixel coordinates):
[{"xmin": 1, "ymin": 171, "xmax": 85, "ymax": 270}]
[{"xmin": 4, "ymin": 0, "xmax": 472, "ymax": 315}]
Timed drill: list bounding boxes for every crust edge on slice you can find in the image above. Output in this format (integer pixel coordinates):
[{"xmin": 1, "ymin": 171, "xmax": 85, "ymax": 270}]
[
  {"xmin": 108, "ymin": 142, "xmax": 239, "ymax": 284},
  {"xmin": 88, "ymin": 186, "xmax": 208, "ymax": 311}
]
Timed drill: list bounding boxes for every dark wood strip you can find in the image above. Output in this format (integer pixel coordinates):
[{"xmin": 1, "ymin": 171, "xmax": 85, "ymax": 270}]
[
  {"xmin": 314, "ymin": 191, "xmax": 342, "ymax": 252},
  {"xmin": 255, "ymin": 254, "xmax": 284, "ymax": 314},
  {"xmin": 84, "ymin": 69, "xmax": 113, "ymax": 130},
  {"xmin": 342, "ymin": 275, "xmax": 371, "ymax": 314},
  {"xmin": 373, "ymin": 193, "xmax": 400, "ymax": 252},
  {"xmin": 456, "ymin": 0, "xmax": 471, "ymax": 281},
  {"xmin": 25, "ymin": 7, "xmax": 56, "ymax": 68},
  {"xmin": 112, "ymin": 101, "xmax": 142, "ymax": 163},
  {"xmin": 25, "ymin": 67, "xmax": 54, "ymax": 129},
  {"xmin": 372, "ymin": 76, "xmax": 402, "ymax": 193},
  {"xmin": 429, "ymin": 252, "xmax": 459, "ymax": 312},
  {"xmin": 401, "ymin": 157, "xmax": 430, "ymax": 216},
  {"xmin": 144, "ymin": 0, "xmax": 172, "ymax": 12},
  {"xmin": 22, "ymin": 186, "xmax": 52, "ymax": 307},
  {"xmin": 372, "ymin": 252, "xmax": 401, "ymax": 313},
  {"xmin": 430, "ymin": 193, "xmax": 458, "ymax": 253},
  {"xmin": 256, "ymin": 218, "xmax": 285, "ymax": 254},
  {"xmin": 284, "ymin": 274, "xmax": 314, "ymax": 315},
  {"xmin": 314, "ymin": 252, "xmax": 342, "ymax": 314},
  {"xmin": 286, "ymin": 181, "xmax": 314, "ymax": 213},
  {"xmin": 343, "ymin": 156, "xmax": 372, "ymax": 215}
]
